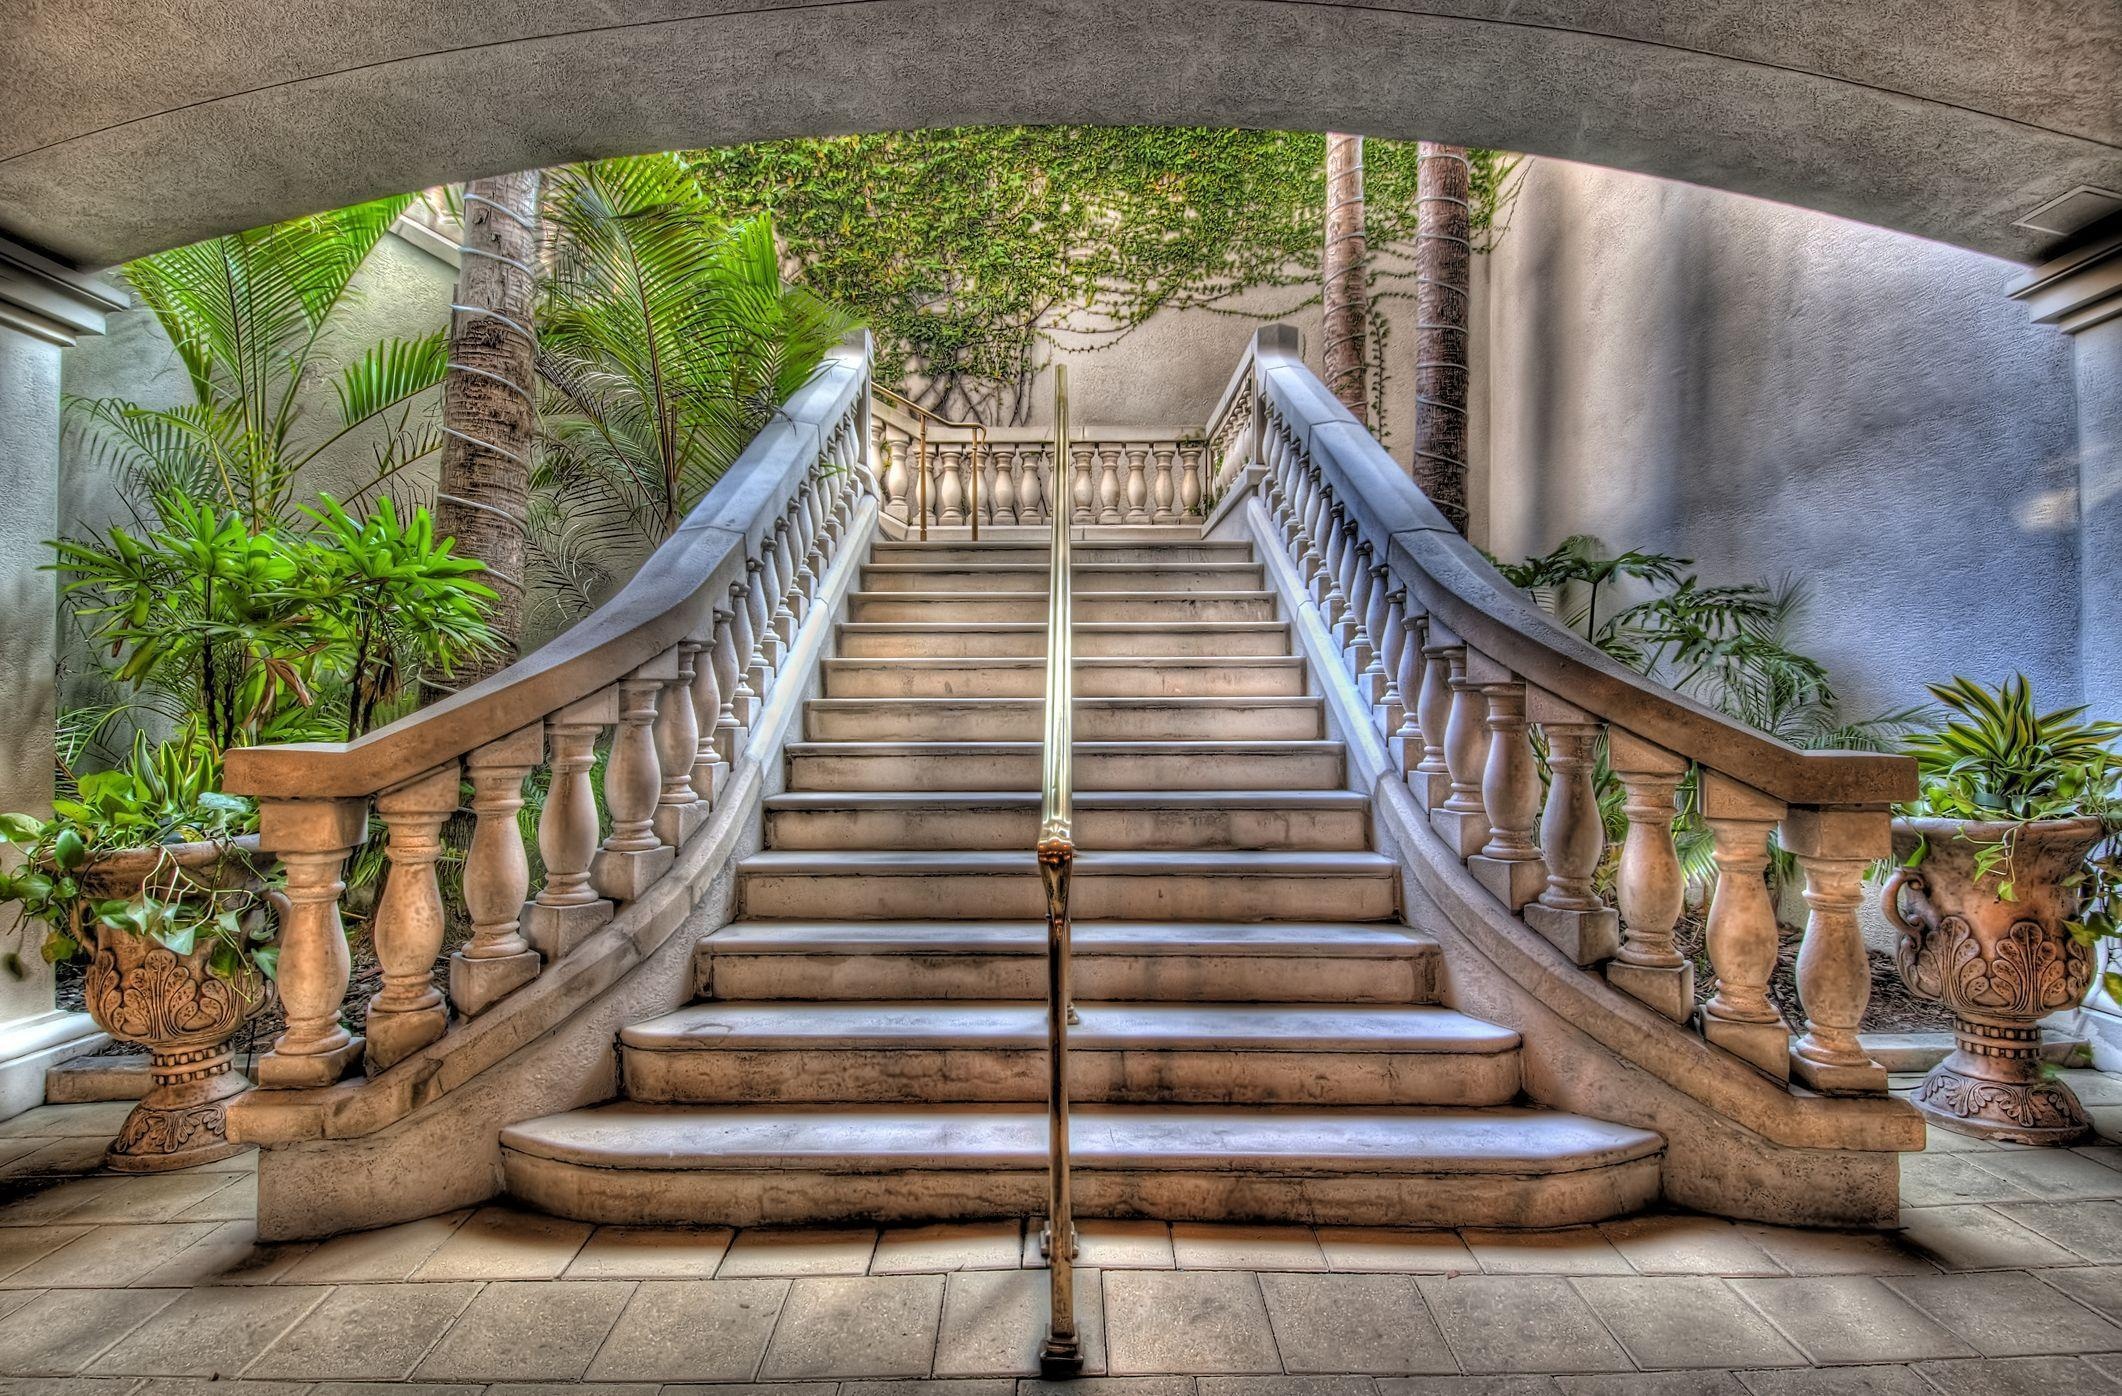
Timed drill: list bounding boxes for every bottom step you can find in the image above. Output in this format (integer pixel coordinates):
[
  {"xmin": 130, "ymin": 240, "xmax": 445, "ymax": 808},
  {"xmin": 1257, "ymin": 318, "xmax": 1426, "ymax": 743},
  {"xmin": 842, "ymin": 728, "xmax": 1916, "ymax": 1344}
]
[{"xmin": 501, "ymin": 1103, "xmax": 1663, "ymax": 1229}]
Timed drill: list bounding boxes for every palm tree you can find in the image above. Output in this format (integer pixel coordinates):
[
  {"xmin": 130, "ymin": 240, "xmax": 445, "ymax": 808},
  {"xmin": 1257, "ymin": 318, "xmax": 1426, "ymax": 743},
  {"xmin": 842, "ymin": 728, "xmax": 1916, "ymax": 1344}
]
[
  {"xmin": 527, "ymin": 156, "xmax": 852, "ymax": 623},
  {"xmin": 1321, "ymin": 134, "xmax": 1370, "ymax": 424},
  {"xmin": 431, "ymin": 170, "xmax": 542, "ymax": 685},
  {"xmin": 1414, "ymin": 142, "xmax": 1471, "ymax": 533}
]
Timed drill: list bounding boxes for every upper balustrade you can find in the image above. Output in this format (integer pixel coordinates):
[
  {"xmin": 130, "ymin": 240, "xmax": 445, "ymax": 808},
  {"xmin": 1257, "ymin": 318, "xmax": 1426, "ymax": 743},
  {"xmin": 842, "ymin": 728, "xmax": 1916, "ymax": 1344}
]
[{"xmin": 1212, "ymin": 325, "xmax": 1916, "ymax": 1098}]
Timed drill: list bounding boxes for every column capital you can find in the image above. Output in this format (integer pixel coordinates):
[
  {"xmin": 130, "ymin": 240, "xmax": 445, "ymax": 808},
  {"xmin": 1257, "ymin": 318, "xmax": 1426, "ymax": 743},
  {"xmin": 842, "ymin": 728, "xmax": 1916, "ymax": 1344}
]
[
  {"xmin": 2009, "ymin": 227, "xmax": 2122, "ymax": 337},
  {"xmin": 0, "ymin": 236, "xmax": 124, "ymax": 347}
]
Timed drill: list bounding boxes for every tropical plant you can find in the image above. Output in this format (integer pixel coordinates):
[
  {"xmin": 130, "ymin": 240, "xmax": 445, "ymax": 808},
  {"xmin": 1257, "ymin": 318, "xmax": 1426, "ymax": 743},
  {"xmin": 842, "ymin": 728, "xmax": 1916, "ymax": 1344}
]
[
  {"xmin": 526, "ymin": 156, "xmax": 852, "ymax": 624},
  {"xmin": 1321, "ymin": 133, "xmax": 1371, "ymax": 423},
  {"xmin": 1414, "ymin": 142, "xmax": 1474, "ymax": 534},
  {"xmin": 66, "ymin": 194, "xmax": 447, "ymax": 531}
]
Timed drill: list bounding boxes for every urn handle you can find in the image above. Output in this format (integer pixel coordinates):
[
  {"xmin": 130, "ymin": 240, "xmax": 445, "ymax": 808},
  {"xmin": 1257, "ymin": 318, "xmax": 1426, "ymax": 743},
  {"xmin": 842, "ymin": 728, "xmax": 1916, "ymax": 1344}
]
[{"xmin": 1879, "ymin": 867, "xmax": 1923, "ymax": 936}]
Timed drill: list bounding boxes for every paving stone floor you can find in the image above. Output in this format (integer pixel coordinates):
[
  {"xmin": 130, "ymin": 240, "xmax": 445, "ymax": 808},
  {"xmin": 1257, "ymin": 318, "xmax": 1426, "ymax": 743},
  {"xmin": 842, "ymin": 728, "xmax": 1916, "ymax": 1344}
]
[{"xmin": 5, "ymin": 1072, "xmax": 2122, "ymax": 1394}]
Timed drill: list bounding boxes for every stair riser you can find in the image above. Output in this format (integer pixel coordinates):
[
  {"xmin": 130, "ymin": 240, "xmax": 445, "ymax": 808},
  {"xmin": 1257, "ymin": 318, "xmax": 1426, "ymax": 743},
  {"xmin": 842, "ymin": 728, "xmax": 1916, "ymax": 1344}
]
[
  {"xmin": 621, "ymin": 1045, "xmax": 1519, "ymax": 1107},
  {"xmin": 850, "ymin": 596, "xmax": 1280, "ymax": 623},
  {"xmin": 696, "ymin": 951, "xmax": 1436, "ymax": 1003},
  {"xmin": 504, "ymin": 1153, "xmax": 1663, "ymax": 1229},
  {"xmin": 786, "ymin": 748, "xmax": 1344, "ymax": 793},
  {"xmin": 837, "ymin": 627, "xmax": 1292, "ymax": 658},
  {"xmin": 873, "ymin": 545, "xmax": 1252, "ymax": 565},
  {"xmin": 860, "ymin": 567, "xmax": 1266, "ymax": 594},
  {"xmin": 805, "ymin": 701, "xmax": 1324, "ymax": 742},
  {"xmin": 740, "ymin": 870, "xmax": 1397, "ymax": 920},
  {"xmin": 823, "ymin": 663, "xmax": 1307, "ymax": 698},
  {"xmin": 765, "ymin": 804, "xmax": 1369, "ymax": 851}
]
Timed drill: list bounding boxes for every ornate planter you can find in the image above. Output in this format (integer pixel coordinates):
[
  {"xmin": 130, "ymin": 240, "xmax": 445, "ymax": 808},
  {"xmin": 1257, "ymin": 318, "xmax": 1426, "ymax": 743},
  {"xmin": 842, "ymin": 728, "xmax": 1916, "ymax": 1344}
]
[
  {"xmin": 1883, "ymin": 815, "xmax": 2105, "ymax": 1145},
  {"xmin": 76, "ymin": 837, "xmax": 275, "ymax": 1172}
]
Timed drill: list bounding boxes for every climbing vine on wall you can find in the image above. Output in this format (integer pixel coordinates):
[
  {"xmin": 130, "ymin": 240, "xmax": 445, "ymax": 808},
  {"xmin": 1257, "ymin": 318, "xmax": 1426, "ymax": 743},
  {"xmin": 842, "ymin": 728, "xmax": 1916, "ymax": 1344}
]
[{"xmin": 685, "ymin": 128, "xmax": 1516, "ymax": 424}]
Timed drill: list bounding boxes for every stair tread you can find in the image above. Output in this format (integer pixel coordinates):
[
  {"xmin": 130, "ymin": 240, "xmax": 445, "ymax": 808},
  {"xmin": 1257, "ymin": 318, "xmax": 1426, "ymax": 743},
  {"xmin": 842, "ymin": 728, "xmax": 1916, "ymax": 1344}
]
[
  {"xmin": 849, "ymin": 590, "xmax": 1276, "ymax": 602},
  {"xmin": 503, "ymin": 1102, "xmax": 1664, "ymax": 1174},
  {"xmin": 764, "ymin": 789, "xmax": 1369, "ymax": 809},
  {"xmin": 742, "ymin": 849, "xmax": 1397, "ymax": 875},
  {"xmin": 806, "ymin": 696, "xmax": 1321, "ymax": 708},
  {"xmin": 839, "ymin": 621, "xmax": 1289, "ymax": 633},
  {"xmin": 623, "ymin": 1000, "xmax": 1516, "ymax": 1053},
  {"xmin": 701, "ymin": 918, "xmax": 1433, "ymax": 956},
  {"xmin": 784, "ymin": 740, "xmax": 1342, "ymax": 755},
  {"xmin": 824, "ymin": 655, "xmax": 1304, "ymax": 667}
]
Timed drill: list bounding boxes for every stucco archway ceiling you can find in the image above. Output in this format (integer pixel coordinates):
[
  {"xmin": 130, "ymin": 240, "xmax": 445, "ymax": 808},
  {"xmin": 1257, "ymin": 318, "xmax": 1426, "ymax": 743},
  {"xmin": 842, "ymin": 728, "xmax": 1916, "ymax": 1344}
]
[{"xmin": 5, "ymin": 0, "xmax": 2118, "ymax": 270}]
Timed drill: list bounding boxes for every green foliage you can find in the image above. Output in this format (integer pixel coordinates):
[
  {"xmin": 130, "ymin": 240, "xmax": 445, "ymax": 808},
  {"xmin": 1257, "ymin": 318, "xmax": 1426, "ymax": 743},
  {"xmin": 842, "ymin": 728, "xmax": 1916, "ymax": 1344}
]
[
  {"xmin": 529, "ymin": 155, "xmax": 854, "ymax": 622},
  {"xmin": 684, "ymin": 128, "xmax": 1518, "ymax": 424}
]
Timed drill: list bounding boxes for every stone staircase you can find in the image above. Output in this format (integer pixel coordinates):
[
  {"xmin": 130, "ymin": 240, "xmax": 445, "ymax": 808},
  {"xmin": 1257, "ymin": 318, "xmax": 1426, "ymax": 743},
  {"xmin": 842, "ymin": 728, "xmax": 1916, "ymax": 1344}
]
[{"xmin": 500, "ymin": 530, "xmax": 1665, "ymax": 1228}]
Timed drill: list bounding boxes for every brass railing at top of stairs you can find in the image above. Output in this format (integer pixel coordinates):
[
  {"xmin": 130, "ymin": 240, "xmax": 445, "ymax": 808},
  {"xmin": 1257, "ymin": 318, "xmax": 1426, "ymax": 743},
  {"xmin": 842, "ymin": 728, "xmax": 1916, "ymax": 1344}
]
[
  {"xmin": 1036, "ymin": 363, "xmax": 1082, "ymax": 1378},
  {"xmin": 871, "ymin": 383, "xmax": 984, "ymax": 542}
]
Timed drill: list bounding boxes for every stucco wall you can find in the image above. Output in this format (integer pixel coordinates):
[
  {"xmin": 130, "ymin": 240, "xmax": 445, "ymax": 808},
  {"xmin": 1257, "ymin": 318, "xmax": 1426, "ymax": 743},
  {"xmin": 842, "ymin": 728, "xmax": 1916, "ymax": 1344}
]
[{"xmin": 1483, "ymin": 158, "xmax": 2085, "ymax": 718}]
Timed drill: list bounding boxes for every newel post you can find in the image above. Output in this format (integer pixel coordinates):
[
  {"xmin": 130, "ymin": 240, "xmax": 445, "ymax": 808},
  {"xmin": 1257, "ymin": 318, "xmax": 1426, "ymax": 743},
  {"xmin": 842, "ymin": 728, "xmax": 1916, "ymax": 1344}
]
[
  {"xmin": 1781, "ymin": 807, "xmax": 1891, "ymax": 1094},
  {"xmin": 254, "ymin": 797, "xmax": 369, "ymax": 1088}
]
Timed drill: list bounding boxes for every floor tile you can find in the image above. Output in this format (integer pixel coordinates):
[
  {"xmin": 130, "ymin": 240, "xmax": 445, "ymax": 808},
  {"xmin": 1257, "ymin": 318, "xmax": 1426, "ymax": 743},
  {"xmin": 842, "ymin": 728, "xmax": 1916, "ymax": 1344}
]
[
  {"xmin": 838, "ymin": 1382, "xmax": 1013, "ymax": 1396},
  {"xmin": 130, "ymin": 1219, "xmax": 314, "ymax": 1287},
  {"xmin": 310, "ymin": 1382, "xmax": 486, "ymax": 1396},
  {"xmin": 0, "ymin": 1287, "xmax": 38, "ymax": 1321},
  {"xmin": 56, "ymin": 1173, "xmax": 240, "ymax": 1224},
  {"xmin": 245, "ymin": 1281, "xmax": 481, "ymax": 1380},
  {"xmin": 2039, "ymin": 1264, "xmax": 2122, "ymax": 1318},
  {"xmin": 1920, "ymin": 1125, "xmax": 1997, "ymax": 1153},
  {"xmin": 1019, "ymin": 1380, "xmax": 1197, "ymax": 1396},
  {"xmin": 0, "ymin": 1103, "xmax": 133, "ymax": 1138},
  {"xmin": 1259, "ymin": 1271, "xmax": 1454, "ymax": 1374},
  {"xmin": 84, "ymin": 1284, "xmax": 329, "ymax": 1376},
  {"xmin": 1172, "ymin": 1223, "xmax": 1327, "ymax": 1271},
  {"xmin": 1898, "ymin": 1154, "xmax": 2035, "ymax": 1207},
  {"xmin": 2079, "ymin": 1146, "xmax": 2122, "ymax": 1173},
  {"xmin": 0, "ymin": 1135, "xmax": 111, "ymax": 1176},
  {"xmin": 1972, "ymin": 1148, "xmax": 2122, "ymax": 1199},
  {"xmin": 1375, "ymin": 1379, "xmax": 1566, "ymax": 1396},
  {"xmin": 173, "ymin": 1171, "xmax": 257, "ymax": 1221},
  {"xmin": 0, "ymin": 1176, "xmax": 124, "ymax": 1223},
  {"xmin": 875, "ymin": 1221, "xmax": 1026, "ymax": 1273},
  {"xmin": 489, "ymin": 1384, "xmax": 665, "ymax": 1396},
  {"xmin": 934, "ymin": 1266, "xmax": 1107, "ymax": 1376},
  {"xmin": 1102, "ymin": 1270, "xmax": 1280, "ymax": 1374},
  {"xmin": 1194, "ymin": 1381, "xmax": 1378, "ymax": 1396},
  {"xmin": 0, "ymin": 1224, "xmax": 92, "ymax": 1282},
  {"xmin": 1575, "ymin": 1275, "xmax": 1805, "ymax": 1370},
  {"xmin": 1896, "ymin": 1205, "xmax": 2082, "ymax": 1270},
  {"xmin": 566, "ymin": 1225, "xmax": 735, "ymax": 1279},
  {"xmin": 1025, "ymin": 1220, "xmax": 1174, "ymax": 1269},
  {"xmin": 413, "ymin": 1279, "xmax": 635, "ymax": 1383},
  {"xmin": 2063, "ymin": 1072, "xmax": 2122, "ymax": 1107},
  {"xmin": 129, "ymin": 1378, "xmax": 314, "ymax": 1395},
  {"xmin": 1729, "ymin": 1275, "xmax": 1976, "ymax": 1364},
  {"xmin": 1885, "ymin": 1269, "xmax": 2122, "ymax": 1356},
  {"xmin": 1462, "ymin": 1227, "xmax": 1632, "ymax": 1275},
  {"xmin": 720, "ymin": 1227, "xmax": 879, "ymax": 1277},
  {"xmin": 1916, "ymin": 1354, "xmax": 2122, "ymax": 1394},
  {"xmin": 278, "ymin": 1210, "xmax": 471, "ymax": 1283},
  {"xmin": 755, "ymin": 1273, "xmax": 945, "ymax": 1380},
  {"xmin": 410, "ymin": 1204, "xmax": 593, "ymax": 1280},
  {"xmin": 8, "ymin": 1221, "xmax": 220, "ymax": 1287},
  {"xmin": 1994, "ymin": 1198, "xmax": 2122, "ymax": 1262},
  {"xmin": 1734, "ymin": 1367, "xmax": 1937, "ymax": 1394},
  {"xmin": 0, "ymin": 1284, "xmax": 181, "ymax": 1374},
  {"xmin": 1557, "ymin": 1375, "xmax": 1748, "ymax": 1395},
  {"xmin": 1315, "ymin": 1227, "xmax": 1477, "ymax": 1274},
  {"xmin": 585, "ymin": 1277, "xmax": 789, "ymax": 1382},
  {"xmin": 1598, "ymin": 1216, "xmax": 1785, "ymax": 1276},
  {"xmin": 1415, "ymin": 1273, "xmax": 1633, "ymax": 1373},
  {"xmin": 1734, "ymin": 1225, "xmax": 1935, "ymax": 1277}
]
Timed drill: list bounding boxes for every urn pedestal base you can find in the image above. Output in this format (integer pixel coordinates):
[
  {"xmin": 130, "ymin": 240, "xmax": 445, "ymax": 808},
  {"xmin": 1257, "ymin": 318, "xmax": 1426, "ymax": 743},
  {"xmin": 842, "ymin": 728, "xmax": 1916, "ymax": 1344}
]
[
  {"xmin": 1911, "ymin": 1020, "xmax": 2093, "ymax": 1146},
  {"xmin": 106, "ymin": 1043, "xmax": 253, "ymax": 1172}
]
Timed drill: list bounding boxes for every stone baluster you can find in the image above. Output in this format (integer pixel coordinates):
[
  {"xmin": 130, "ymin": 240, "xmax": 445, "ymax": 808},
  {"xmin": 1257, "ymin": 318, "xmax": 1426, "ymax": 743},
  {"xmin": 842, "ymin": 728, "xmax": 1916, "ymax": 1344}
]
[
  {"xmin": 714, "ymin": 598, "xmax": 750, "ymax": 763},
  {"xmin": 1023, "ymin": 447, "xmax": 1047, "ymax": 523},
  {"xmin": 525, "ymin": 693, "xmax": 615, "ymax": 961},
  {"xmin": 592, "ymin": 655, "xmax": 678, "ymax": 902},
  {"xmin": 1782, "ymin": 808, "xmax": 1890, "ymax": 1093},
  {"xmin": 1373, "ymin": 587, "xmax": 1408, "ymax": 740},
  {"xmin": 1343, "ymin": 542, "xmax": 1377, "ymax": 680},
  {"xmin": 880, "ymin": 435, "xmax": 909, "ymax": 522},
  {"xmin": 1359, "ymin": 561, "xmax": 1393, "ymax": 705},
  {"xmin": 254, "ymin": 798, "xmax": 369, "ymax": 1087},
  {"xmin": 1411, "ymin": 620, "xmax": 1455, "ymax": 808},
  {"xmin": 364, "ymin": 762, "xmax": 461, "ymax": 1071},
  {"xmin": 1465, "ymin": 656, "xmax": 1546, "ymax": 910},
  {"xmin": 1123, "ymin": 443, "xmax": 1151, "ymax": 522},
  {"xmin": 654, "ymin": 643, "xmax": 710, "ymax": 846},
  {"xmin": 1071, "ymin": 444, "xmax": 1096, "ymax": 522},
  {"xmin": 742, "ymin": 556, "xmax": 774, "ymax": 704},
  {"xmin": 789, "ymin": 495, "xmax": 820, "ymax": 622},
  {"xmin": 450, "ymin": 725, "xmax": 544, "ymax": 1017},
  {"xmin": 767, "ymin": 516, "xmax": 797, "ymax": 655},
  {"xmin": 1524, "ymin": 692, "xmax": 1620, "ymax": 964},
  {"xmin": 1431, "ymin": 639, "xmax": 1489, "ymax": 857},
  {"xmin": 1604, "ymin": 732, "xmax": 1694, "ymax": 1020},
  {"xmin": 991, "ymin": 444, "xmax": 1018, "ymax": 525},
  {"xmin": 1178, "ymin": 444, "xmax": 1204, "ymax": 519},
  {"xmin": 938, "ymin": 443, "xmax": 966, "ymax": 525},
  {"xmin": 691, "ymin": 617, "xmax": 730, "ymax": 805},
  {"xmin": 1700, "ymin": 772, "xmax": 1791, "ymax": 1078},
  {"xmin": 1095, "ymin": 444, "xmax": 1124, "ymax": 524},
  {"xmin": 1389, "ymin": 602, "xmax": 1424, "ymax": 764},
  {"xmin": 1146, "ymin": 444, "xmax": 1172, "ymax": 523},
  {"xmin": 1298, "ymin": 469, "xmax": 1331, "ymax": 597}
]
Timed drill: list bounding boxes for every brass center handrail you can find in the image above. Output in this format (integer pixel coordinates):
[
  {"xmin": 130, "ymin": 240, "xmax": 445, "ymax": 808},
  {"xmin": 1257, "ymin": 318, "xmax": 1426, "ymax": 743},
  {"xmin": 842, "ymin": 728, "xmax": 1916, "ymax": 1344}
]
[
  {"xmin": 872, "ymin": 383, "xmax": 984, "ymax": 542},
  {"xmin": 1036, "ymin": 365, "xmax": 1081, "ymax": 1377}
]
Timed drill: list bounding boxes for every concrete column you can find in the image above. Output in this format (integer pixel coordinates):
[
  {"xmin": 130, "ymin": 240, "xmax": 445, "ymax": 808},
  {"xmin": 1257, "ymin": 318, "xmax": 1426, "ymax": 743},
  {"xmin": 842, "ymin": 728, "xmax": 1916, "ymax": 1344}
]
[
  {"xmin": 2011, "ymin": 227, "xmax": 2122, "ymax": 1069},
  {"xmin": 0, "ymin": 239, "xmax": 125, "ymax": 1118}
]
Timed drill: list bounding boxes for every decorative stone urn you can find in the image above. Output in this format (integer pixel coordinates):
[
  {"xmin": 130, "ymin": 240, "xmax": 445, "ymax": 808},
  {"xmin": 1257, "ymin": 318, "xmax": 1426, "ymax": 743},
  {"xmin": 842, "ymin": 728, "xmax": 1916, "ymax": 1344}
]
[
  {"xmin": 1883, "ymin": 815, "xmax": 2105, "ymax": 1145},
  {"xmin": 77, "ymin": 837, "xmax": 275, "ymax": 1171}
]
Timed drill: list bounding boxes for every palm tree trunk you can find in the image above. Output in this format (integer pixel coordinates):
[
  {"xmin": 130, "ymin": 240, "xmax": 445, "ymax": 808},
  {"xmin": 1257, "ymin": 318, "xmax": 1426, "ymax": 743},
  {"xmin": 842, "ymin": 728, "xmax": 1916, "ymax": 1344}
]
[
  {"xmin": 1321, "ymin": 133, "xmax": 1370, "ymax": 426},
  {"xmin": 1414, "ymin": 142, "xmax": 1471, "ymax": 534},
  {"xmin": 431, "ymin": 169, "xmax": 542, "ymax": 690}
]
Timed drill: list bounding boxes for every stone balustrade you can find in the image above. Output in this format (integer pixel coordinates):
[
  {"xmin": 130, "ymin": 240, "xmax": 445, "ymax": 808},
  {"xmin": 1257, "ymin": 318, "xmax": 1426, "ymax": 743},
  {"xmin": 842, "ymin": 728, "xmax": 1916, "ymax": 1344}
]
[
  {"xmin": 224, "ymin": 343, "xmax": 875, "ymax": 1090},
  {"xmin": 871, "ymin": 411, "xmax": 1208, "ymax": 529},
  {"xmin": 1232, "ymin": 325, "xmax": 1914, "ymax": 1098}
]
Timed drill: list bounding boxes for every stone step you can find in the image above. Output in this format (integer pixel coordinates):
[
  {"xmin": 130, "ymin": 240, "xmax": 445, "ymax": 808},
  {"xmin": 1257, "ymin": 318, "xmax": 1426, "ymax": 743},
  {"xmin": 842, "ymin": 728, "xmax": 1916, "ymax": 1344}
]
[
  {"xmin": 619, "ymin": 1000, "xmax": 1522, "ymax": 1107},
  {"xmin": 501, "ymin": 1102, "xmax": 1666, "ymax": 1228},
  {"xmin": 693, "ymin": 919, "xmax": 1440, "ymax": 1002},
  {"xmin": 821, "ymin": 655, "xmax": 1308, "ymax": 699},
  {"xmin": 738, "ymin": 849, "xmax": 1399, "ymax": 921},
  {"xmin": 859, "ymin": 562, "xmax": 1267, "ymax": 593},
  {"xmin": 803, "ymin": 696, "xmax": 1326, "ymax": 743},
  {"xmin": 763, "ymin": 789, "xmax": 1371, "ymax": 850},
  {"xmin": 848, "ymin": 591, "xmax": 1280, "ymax": 623},
  {"xmin": 871, "ymin": 541, "xmax": 1254, "ymax": 565},
  {"xmin": 783, "ymin": 741, "xmax": 1345, "ymax": 793},
  {"xmin": 836, "ymin": 621, "xmax": 1293, "ymax": 658}
]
